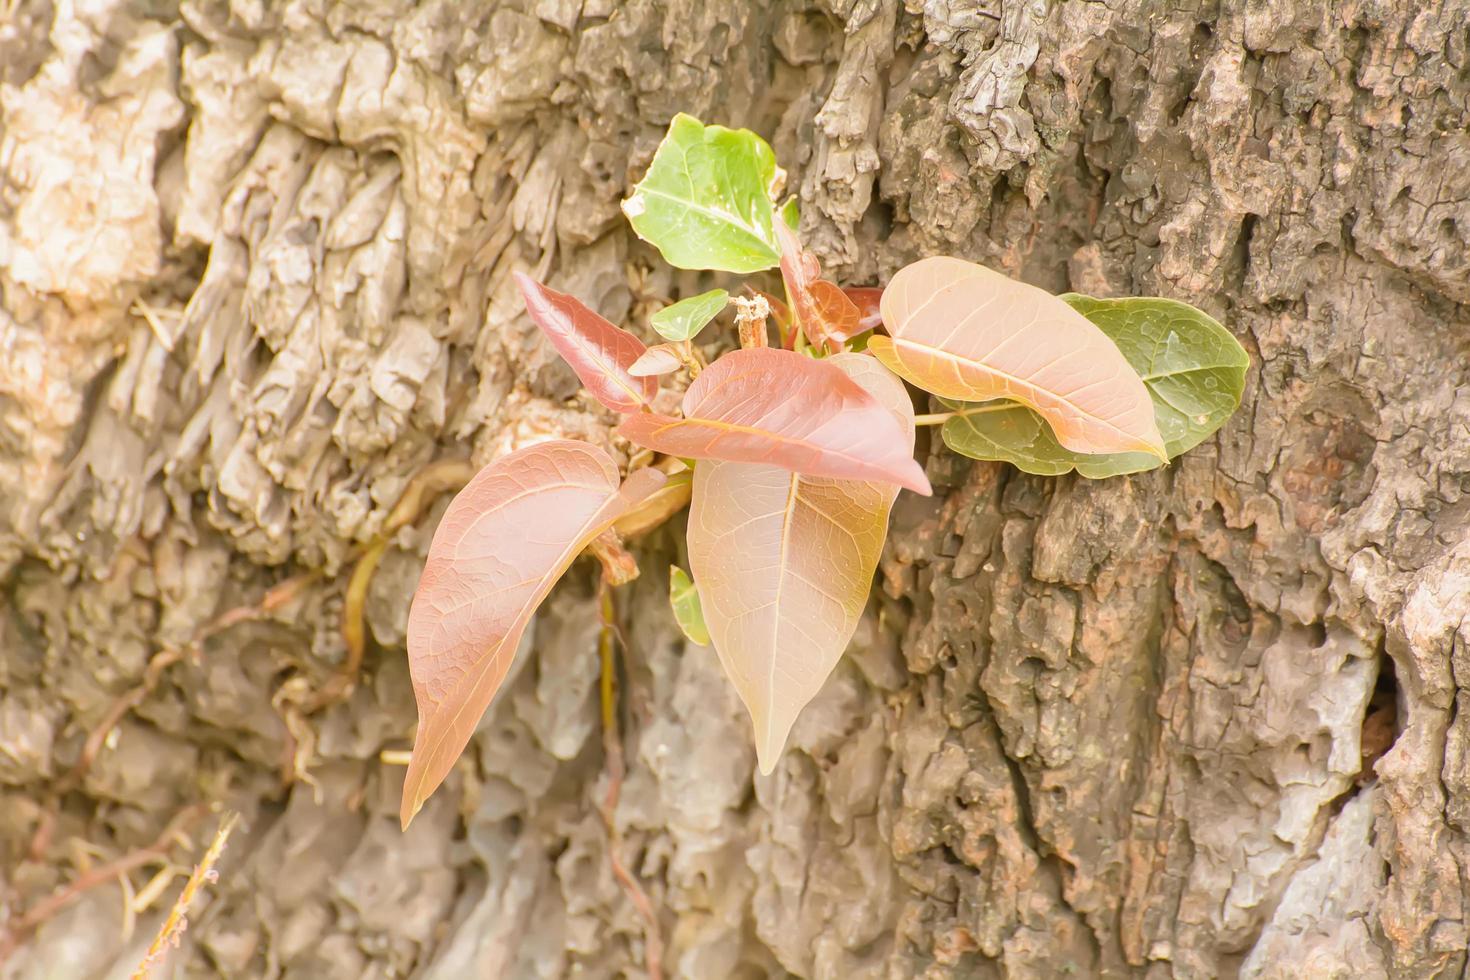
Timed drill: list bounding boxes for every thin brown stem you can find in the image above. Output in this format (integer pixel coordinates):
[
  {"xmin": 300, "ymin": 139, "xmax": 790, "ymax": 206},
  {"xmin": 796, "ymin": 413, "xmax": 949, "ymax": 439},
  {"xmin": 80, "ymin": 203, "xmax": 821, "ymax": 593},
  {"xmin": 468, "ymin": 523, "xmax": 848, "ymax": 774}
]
[
  {"xmin": 0, "ymin": 804, "xmax": 209, "ymax": 966},
  {"xmin": 595, "ymin": 581, "xmax": 664, "ymax": 980},
  {"xmin": 313, "ymin": 458, "xmax": 476, "ymax": 712}
]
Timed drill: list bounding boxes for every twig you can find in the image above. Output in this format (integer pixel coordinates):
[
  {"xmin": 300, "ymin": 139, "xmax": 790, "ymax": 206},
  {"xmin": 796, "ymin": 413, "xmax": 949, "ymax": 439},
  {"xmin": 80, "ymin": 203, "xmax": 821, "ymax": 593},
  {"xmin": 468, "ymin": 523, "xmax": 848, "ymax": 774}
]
[
  {"xmin": 0, "ymin": 804, "xmax": 209, "ymax": 966},
  {"xmin": 733, "ymin": 294, "xmax": 770, "ymax": 350},
  {"xmin": 130, "ymin": 813, "xmax": 238, "ymax": 979},
  {"xmin": 595, "ymin": 581, "xmax": 664, "ymax": 980}
]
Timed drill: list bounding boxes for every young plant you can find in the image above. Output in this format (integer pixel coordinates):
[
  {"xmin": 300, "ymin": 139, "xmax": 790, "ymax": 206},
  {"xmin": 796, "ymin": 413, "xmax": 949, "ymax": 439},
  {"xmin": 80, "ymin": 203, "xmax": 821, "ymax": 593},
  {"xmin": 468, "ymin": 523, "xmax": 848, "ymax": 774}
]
[{"xmin": 398, "ymin": 114, "xmax": 1249, "ymax": 826}]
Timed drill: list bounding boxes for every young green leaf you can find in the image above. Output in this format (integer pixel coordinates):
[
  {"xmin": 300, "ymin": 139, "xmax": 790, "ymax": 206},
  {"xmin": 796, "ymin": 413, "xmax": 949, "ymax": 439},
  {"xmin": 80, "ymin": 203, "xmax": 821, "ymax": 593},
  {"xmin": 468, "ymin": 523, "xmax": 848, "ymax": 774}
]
[
  {"xmin": 775, "ymin": 221, "xmax": 861, "ymax": 352},
  {"xmin": 779, "ymin": 197, "xmax": 800, "ymax": 232},
  {"xmin": 402, "ymin": 441, "xmax": 665, "ymax": 829},
  {"xmin": 616, "ymin": 347, "xmax": 931, "ymax": 495},
  {"xmin": 621, "ymin": 114, "xmax": 785, "ymax": 273},
  {"xmin": 650, "ymin": 288, "xmax": 728, "ymax": 342},
  {"xmin": 942, "ymin": 296, "xmax": 1250, "ymax": 477},
  {"xmin": 870, "ymin": 256, "xmax": 1168, "ymax": 459},
  {"xmin": 668, "ymin": 565, "xmax": 711, "ymax": 646},
  {"xmin": 687, "ymin": 354, "xmax": 912, "ymax": 772},
  {"xmin": 514, "ymin": 273, "xmax": 657, "ymax": 414}
]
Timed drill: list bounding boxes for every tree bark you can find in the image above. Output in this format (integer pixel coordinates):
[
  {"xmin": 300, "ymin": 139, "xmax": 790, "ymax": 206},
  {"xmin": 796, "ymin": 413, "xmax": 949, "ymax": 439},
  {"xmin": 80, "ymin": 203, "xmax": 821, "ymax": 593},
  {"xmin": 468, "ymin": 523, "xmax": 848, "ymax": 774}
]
[{"xmin": 2, "ymin": 1, "xmax": 1468, "ymax": 977}]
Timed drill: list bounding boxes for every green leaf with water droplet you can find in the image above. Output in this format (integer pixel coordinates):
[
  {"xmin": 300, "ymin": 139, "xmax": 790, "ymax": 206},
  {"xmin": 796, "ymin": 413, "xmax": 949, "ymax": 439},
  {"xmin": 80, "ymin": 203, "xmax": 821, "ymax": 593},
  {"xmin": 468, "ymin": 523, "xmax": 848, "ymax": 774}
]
[
  {"xmin": 669, "ymin": 565, "xmax": 711, "ymax": 646},
  {"xmin": 622, "ymin": 114, "xmax": 784, "ymax": 273},
  {"xmin": 941, "ymin": 296, "xmax": 1249, "ymax": 478},
  {"xmin": 650, "ymin": 289, "xmax": 729, "ymax": 342}
]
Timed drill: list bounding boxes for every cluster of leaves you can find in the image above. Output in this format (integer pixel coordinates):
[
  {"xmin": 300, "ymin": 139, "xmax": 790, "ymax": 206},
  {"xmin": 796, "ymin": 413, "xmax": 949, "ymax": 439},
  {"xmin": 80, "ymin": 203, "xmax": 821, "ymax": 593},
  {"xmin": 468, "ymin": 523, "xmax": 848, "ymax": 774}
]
[{"xmin": 398, "ymin": 114, "xmax": 1249, "ymax": 827}]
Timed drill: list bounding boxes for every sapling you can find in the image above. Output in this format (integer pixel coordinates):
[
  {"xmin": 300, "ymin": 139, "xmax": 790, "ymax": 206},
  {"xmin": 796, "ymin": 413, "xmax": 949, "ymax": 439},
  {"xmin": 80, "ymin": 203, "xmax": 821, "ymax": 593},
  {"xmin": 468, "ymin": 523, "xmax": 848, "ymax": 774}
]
[{"xmin": 397, "ymin": 113, "xmax": 1249, "ymax": 828}]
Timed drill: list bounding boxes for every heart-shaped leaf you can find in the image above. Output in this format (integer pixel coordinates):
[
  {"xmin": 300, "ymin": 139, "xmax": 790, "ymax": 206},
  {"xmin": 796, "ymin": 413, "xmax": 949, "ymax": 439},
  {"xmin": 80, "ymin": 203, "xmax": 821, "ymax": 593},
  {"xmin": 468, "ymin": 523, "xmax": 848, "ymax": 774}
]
[
  {"xmin": 688, "ymin": 354, "xmax": 912, "ymax": 771},
  {"xmin": 402, "ymin": 441, "xmax": 665, "ymax": 828},
  {"xmin": 514, "ymin": 273, "xmax": 657, "ymax": 414},
  {"xmin": 622, "ymin": 114, "xmax": 786, "ymax": 273},
  {"xmin": 942, "ymin": 295, "xmax": 1250, "ymax": 477},
  {"xmin": 871, "ymin": 256, "xmax": 1167, "ymax": 459},
  {"xmin": 775, "ymin": 221, "xmax": 861, "ymax": 353},
  {"xmin": 650, "ymin": 288, "xmax": 728, "ymax": 342},
  {"xmin": 668, "ymin": 565, "xmax": 710, "ymax": 646},
  {"xmin": 616, "ymin": 347, "xmax": 931, "ymax": 495}
]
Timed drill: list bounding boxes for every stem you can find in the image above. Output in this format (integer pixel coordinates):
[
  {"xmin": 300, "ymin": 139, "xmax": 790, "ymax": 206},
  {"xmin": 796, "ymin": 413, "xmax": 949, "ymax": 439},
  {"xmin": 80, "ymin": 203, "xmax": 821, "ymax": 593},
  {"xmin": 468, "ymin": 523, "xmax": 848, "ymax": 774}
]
[
  {"xmin": 677, "ymin": 340, "xmax": 704, "ymax": 378},
  {"xmin": 913, "ymin": 403, "xmax": 1016, "ymax": 426}
]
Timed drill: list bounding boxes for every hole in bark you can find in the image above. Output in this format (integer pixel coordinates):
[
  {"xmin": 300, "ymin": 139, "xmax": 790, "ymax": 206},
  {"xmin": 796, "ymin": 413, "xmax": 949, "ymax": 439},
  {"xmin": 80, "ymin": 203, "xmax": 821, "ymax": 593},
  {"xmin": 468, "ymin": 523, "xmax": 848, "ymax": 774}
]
[
  {"xmin": 1358, "ymin": 646, "xmax": 1400, "ymax": 783},
  {"xmin": 1229, "ymin": 213, "xmax": 1258, "ymax": 288},
  {"xmin": 1438, "ymin": 217, "xmax": 1460, "ymax": 243}
]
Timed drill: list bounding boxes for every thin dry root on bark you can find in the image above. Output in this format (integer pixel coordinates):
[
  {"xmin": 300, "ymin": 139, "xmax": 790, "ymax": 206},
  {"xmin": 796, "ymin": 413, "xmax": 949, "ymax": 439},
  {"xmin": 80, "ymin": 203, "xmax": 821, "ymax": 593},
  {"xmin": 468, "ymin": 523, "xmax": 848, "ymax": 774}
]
[
  {"xmin": 596, "ymin": 579, "xmax": 665, "ymax": 980},
  {"xmin": 0, "ymin": 804, "xmax": 211, "ymax": 966}
]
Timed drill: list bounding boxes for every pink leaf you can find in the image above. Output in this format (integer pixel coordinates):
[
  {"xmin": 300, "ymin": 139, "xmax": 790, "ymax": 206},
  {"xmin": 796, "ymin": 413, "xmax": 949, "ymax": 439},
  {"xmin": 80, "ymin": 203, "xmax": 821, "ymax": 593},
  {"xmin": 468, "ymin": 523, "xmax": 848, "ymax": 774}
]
[
  {"xmin": 628, "ymin": 344, "xmax": 683, "ymax": 378},
  {"xmin": 514, "ymin": 272, "xmax": 658, "ymax": 413},
  {"xmin": 402, "ymin": 440, "xmax": 664, "ymax": 827},
  {"xmin": 617, "ymin": 347, "xmax": 931, "ymax": 495},
  {"xmin": 688, "ymin": 354, "xmax": 913, "ymax": 771},
  {"xmin": 775, "ymin": 222, "xmax": 862, "ymax": 352},
  {"xmin": 872, "ymin": 257, "xmax": 1167, "ymax": 458}
]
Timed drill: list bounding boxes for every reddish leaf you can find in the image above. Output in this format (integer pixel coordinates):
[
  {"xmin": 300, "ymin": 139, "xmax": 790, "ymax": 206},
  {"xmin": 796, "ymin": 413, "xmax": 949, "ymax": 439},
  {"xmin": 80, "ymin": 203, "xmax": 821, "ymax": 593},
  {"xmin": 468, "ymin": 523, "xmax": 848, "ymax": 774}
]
[
  {"xmin": 629, "ymin": 344, "xmax": 683, "ymax": 378},
  {"xmin": 775, "ymin": 221, "xmax": 862, "ymax": 352},
  {"xmin": 514, "ymin": 272, "xmax": 657, "ymax": 413},
  {"xmin": 842, "ymin": 286, "xmax": 883, "ymax": 333},
  {"xmin": 688, "ymin": 354, "xmax": 912, "ymax": 771},
  {"xmin": 872, "ymin": 256, "xmax": 1167, "ymax": 458},
  {"xmin": 401, "ymin": 441, "xmax": 665, "ymax": 828},
  {"xmin": 617, "ymin": 347, "xmax": 931, "ymax": 495}
]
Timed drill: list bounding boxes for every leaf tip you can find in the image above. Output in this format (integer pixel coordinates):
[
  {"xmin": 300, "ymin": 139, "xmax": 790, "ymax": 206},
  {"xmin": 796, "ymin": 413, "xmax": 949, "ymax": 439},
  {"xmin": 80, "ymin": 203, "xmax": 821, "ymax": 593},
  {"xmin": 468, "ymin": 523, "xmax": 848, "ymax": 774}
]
[
  {"xmin": 751, "ymin": 707, "xmax": 798, "ymax": 776},
  {"xmin": 902, "ymin": 461, "xmax": 933, "ymax": 497},
  {"xmin": 399, "ymin": 772, "xmax": 425, "ymax": 831},
  {"xmin": 753, "ymin": 730, "xmax": 783, "ymax": 775}
]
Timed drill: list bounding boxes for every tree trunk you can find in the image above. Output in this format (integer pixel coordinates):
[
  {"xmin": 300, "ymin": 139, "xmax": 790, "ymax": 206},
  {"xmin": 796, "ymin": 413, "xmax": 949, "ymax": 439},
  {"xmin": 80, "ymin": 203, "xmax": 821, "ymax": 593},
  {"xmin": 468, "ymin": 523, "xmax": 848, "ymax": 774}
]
[{"xmin": 2, "ymin": 0, "xmax": 1468, "ymax": 977}]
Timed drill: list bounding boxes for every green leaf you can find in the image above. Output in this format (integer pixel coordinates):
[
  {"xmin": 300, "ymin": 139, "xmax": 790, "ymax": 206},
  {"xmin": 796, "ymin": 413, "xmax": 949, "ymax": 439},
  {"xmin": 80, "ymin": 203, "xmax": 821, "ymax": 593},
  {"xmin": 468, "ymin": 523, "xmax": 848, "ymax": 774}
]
[
  {"xmin": 941, "ymin": 296, "xmax": 1249, "ymax": 478},
  {"xmin": 779, "ymin": 197, "xmax": 800, "ymax": 231},
  {"xmin": 650, "ymin": 288, "xmax": 729, "ymax": 342},
  {"xmin": 622, "ymin": 114, "xmax": 784, "ymax": 273},
  {"xmin": 669, "ymin": 566, "xmax": 711, "ymax": 646}
]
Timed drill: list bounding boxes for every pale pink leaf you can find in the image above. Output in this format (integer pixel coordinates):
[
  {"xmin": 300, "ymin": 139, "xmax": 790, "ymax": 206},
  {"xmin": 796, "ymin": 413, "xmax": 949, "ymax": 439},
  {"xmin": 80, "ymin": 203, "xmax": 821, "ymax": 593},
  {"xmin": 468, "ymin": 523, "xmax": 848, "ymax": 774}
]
[
  {"xmin": 872, "ymin": 256, "xmax": 1167, "ymax": 458},
  {"xmin": 688, "ymin": 353, "xmax": 913, "ymax": 771},
  {"xmin": 628, "ymin": 344, "xmax": 683, "ymax": 377},
  {"xmin": 401, "ymin": 441, "xmax": 664, "ymax": 827},
  {"xmin": 616, "ymin": 347, "xmax": 931, "ymax": 495},
  {"xmin": 514, "ymin": 272, "xmax": 658, "ymax": 413}
]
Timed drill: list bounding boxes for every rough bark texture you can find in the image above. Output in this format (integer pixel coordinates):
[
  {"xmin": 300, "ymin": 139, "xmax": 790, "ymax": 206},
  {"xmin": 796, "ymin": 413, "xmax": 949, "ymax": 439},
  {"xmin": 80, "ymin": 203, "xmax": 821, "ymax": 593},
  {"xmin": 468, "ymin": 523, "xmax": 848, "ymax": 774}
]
[{"xmin": 2, "ymin": 1, "xmax": 1468, "ymax": 977}]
